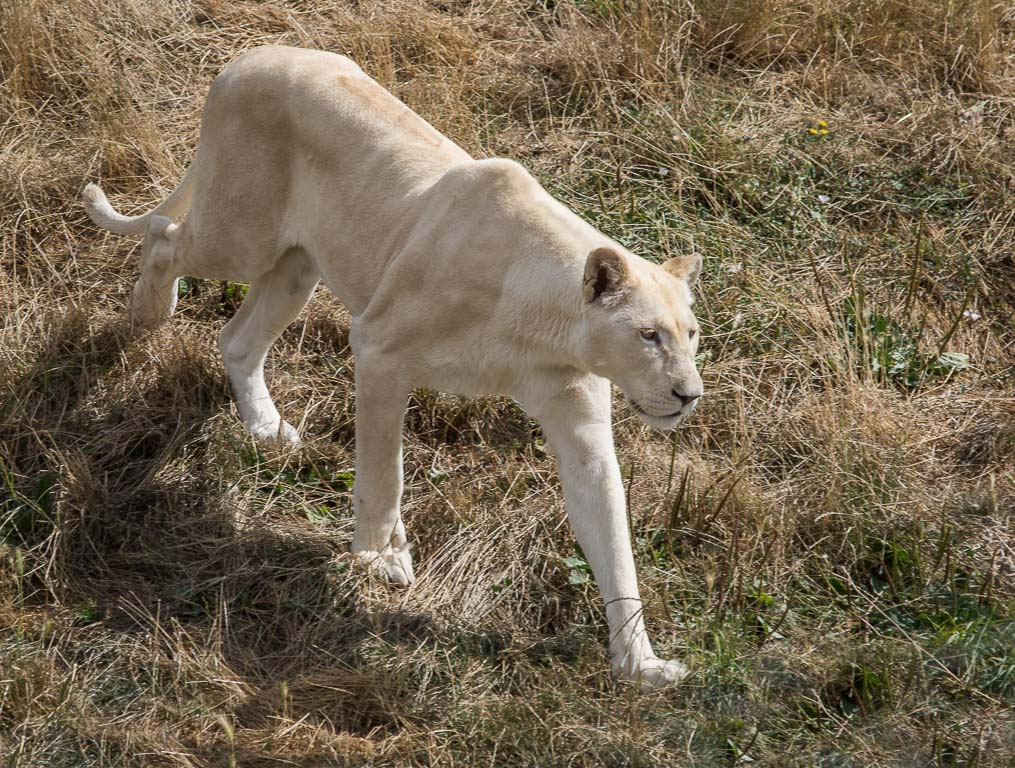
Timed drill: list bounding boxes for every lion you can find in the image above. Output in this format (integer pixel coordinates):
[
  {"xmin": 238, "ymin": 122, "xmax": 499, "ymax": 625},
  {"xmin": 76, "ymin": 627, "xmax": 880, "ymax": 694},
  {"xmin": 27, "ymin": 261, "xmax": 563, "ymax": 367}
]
[{"xmin": 82, "ymin": 46, "xmax": 704, "ymax": 689}]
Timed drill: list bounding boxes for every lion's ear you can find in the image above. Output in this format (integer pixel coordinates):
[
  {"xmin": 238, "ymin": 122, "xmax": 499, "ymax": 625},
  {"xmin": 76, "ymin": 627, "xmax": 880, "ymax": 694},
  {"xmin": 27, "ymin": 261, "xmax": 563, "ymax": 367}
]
[
  {"xmin": 583, "ymin": 247, "xmax": 630, "ymax": 304},
  {"xmin": 662, "ymin": 252, "xmax": 702, "ymax": 287}
]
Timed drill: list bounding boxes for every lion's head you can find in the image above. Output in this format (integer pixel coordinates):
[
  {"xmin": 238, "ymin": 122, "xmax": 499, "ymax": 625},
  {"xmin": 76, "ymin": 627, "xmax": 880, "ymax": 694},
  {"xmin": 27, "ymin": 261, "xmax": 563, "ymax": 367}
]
[{"xmin": 579, "ymin": 246, "xmax": 703, "ymax": 430}]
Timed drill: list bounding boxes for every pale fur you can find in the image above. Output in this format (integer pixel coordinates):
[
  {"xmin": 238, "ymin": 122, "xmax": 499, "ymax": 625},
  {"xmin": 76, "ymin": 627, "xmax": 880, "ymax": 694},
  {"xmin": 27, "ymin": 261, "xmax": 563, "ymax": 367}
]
[{"xmin": 82, "ymin": 46, "xmax": 705, "ymax": 689}]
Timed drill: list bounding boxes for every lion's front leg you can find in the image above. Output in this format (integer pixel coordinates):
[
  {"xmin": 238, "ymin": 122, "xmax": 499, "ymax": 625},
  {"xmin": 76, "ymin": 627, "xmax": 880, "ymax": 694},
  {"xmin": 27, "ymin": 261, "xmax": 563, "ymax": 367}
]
[
  {"xmin": 349, "ymin": 358, "xmax": 414, "ymax": 585},
  {"xmin": 530, "ymin": 375, "xmax": 688, "ymax": 689}
]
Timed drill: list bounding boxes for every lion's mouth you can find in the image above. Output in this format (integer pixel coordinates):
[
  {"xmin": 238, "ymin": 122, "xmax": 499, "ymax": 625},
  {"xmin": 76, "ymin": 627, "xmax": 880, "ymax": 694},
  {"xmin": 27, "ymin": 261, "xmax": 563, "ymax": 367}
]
[{"xmin": 629, "ymin": 400, "xmax": 681, "ymax": 420}]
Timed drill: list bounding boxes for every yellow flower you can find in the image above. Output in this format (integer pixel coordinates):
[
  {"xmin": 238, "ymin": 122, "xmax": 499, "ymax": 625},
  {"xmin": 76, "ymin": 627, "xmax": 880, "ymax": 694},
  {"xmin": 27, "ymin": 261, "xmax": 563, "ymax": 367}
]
[{"xmin": 808, "ymin": 120, "xmax": 830, "ymax": 137}]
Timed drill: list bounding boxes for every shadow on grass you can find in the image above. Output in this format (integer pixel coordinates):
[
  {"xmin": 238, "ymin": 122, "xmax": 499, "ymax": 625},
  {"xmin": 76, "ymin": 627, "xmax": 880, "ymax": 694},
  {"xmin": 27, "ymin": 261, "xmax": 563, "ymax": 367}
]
[{"xmin": 0, "ymin": 309, "xmax": 462, "ymax": 738}]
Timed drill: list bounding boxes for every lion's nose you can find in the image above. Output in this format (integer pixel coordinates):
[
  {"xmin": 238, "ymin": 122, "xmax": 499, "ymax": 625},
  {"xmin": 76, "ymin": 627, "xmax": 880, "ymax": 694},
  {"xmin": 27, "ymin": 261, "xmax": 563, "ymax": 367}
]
[{"xmin": 672, "ymin": 390, "xmax": 700, "ymax": 407}]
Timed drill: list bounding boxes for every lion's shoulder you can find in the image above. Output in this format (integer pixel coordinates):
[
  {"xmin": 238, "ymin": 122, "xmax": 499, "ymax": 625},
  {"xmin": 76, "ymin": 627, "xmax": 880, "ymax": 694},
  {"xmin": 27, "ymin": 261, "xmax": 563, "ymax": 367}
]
[{"xmin": 436, "ymin": 158, "xmax": 538, "ymax": 198}]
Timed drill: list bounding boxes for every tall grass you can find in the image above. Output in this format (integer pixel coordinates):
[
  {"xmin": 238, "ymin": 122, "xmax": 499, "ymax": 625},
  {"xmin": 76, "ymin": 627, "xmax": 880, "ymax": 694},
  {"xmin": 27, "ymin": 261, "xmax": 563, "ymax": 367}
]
[{"xmin": 1, "ymin": 1, "xmax": 1013, "ymax": 766}]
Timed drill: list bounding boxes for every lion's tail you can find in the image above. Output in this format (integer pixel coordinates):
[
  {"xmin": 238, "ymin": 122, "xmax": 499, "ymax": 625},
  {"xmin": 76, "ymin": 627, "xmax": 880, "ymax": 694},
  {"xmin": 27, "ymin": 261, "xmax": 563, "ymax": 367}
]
[{"xmin": 82, "ymin": 163, "xmax": 196, "ymax": 236}]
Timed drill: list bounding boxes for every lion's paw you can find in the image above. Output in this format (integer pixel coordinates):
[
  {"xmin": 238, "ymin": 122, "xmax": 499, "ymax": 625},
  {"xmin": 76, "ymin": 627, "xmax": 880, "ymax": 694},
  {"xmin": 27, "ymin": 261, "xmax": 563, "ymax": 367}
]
[
  {"xmin": 616, "ymin": 656, "xmax": 689, "ymax": 690},
  {"xmin": 249, "ymin": 419, "xmax": 301, "ymax": 445},
  {"xmin": 353, "ymin": 545, "xmax": 415, "ymax": 586}
]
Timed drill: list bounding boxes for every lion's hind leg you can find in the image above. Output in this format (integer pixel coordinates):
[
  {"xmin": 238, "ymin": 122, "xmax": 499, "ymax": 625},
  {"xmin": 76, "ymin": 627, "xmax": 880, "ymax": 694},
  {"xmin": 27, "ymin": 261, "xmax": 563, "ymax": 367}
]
[
  {"xmin": 218, "ymin": 247, "xmax": 320, "ymax": 444},
  {"xmin": 129, "ymin": 215, "xmax": 182, "ymax": 328}
]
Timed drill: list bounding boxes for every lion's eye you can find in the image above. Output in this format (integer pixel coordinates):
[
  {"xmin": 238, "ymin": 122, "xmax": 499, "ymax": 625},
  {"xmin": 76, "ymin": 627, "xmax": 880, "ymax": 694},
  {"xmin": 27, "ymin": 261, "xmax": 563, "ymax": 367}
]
[
  {"xmin": 640, "ymin": 329, "xmax": 658, "ymax": 342},
  {"xmin": 689, "ymin": 328, "xmax": 697, "ymax": 340}
]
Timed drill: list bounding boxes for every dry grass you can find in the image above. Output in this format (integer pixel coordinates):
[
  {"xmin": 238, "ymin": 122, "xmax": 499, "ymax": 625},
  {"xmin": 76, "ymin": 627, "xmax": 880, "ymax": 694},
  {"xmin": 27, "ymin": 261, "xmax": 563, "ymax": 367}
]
[{"xmin": 2, "ymin": 1, "xmax": 1013, "ymax": 766}]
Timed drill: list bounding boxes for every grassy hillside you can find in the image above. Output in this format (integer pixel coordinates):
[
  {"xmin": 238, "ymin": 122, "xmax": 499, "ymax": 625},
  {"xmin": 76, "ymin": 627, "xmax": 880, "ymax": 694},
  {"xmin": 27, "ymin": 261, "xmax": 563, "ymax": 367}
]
[{"xmin": 1, "ymin": 1, "xmax": 1013, "ymax": 765}]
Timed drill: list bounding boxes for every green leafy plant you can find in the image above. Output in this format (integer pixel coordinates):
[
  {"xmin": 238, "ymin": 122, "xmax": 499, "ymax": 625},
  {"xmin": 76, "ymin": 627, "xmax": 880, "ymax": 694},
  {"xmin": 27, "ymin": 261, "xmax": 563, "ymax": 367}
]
[
  {"xmin": 564, "ymin": 546, "xmax": 593, "ymax": 586},
  {"xmin": 842, "ymin": 293, "xmax": 969, "ymax": 390}
]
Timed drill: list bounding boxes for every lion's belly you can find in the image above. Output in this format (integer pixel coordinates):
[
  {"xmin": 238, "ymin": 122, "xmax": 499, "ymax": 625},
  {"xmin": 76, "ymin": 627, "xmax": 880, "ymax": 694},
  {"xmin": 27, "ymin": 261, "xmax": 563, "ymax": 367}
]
[{"xmin": 415, "ymin": 353, "xmax": 523, "ymax": 399}]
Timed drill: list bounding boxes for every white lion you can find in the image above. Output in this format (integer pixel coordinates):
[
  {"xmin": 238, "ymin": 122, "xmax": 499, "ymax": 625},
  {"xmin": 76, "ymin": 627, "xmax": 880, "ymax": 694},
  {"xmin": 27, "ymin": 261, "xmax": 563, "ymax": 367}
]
[{"xmin": 83, "ymin": 46, "xmax": 704, "ymax": 689}]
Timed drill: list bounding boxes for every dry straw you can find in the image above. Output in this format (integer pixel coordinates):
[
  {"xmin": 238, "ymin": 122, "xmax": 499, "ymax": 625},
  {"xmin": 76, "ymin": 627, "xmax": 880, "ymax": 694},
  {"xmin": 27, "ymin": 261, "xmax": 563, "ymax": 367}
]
[{"xmin": 1, "ymin": 1, "xmax": 1012, "ymax": 765}]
